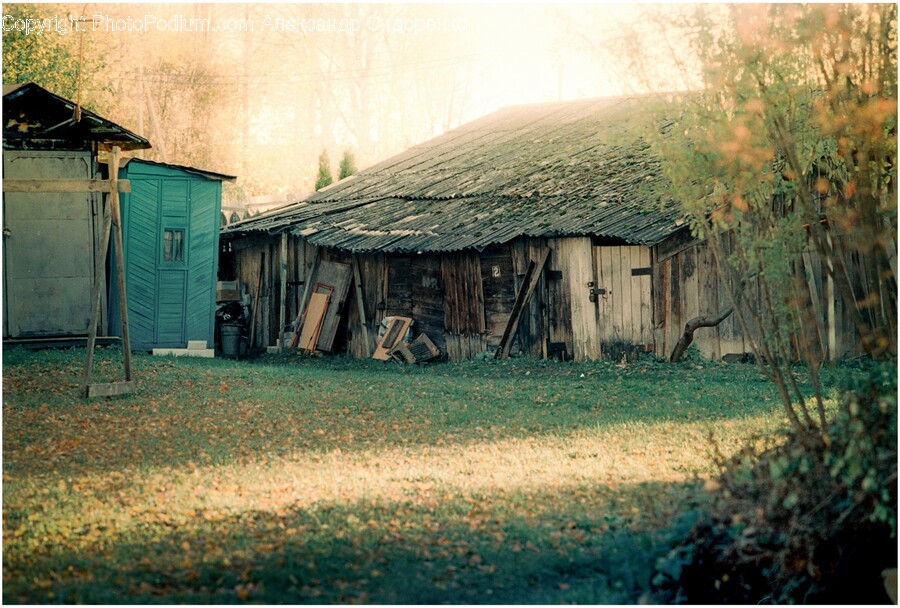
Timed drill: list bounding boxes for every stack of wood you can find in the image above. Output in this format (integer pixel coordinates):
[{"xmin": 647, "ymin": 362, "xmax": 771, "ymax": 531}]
[
  {"xmin": 391, "ymin": 333, "xmax": 440, "ymax": 364},
  {"xmin": 371, "ymin": 316, "xmax": 440, "ymax": 364}
]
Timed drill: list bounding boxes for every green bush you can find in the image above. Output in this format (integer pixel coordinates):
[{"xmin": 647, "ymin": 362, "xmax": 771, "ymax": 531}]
[{"xmin": 653, "ymin": 361, "xmax": 897, "ymax": 603}]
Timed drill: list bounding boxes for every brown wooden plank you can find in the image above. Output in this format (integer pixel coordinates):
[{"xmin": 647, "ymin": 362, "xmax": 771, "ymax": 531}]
[
  {"xmin": 297, "ymin": 292, "xmax": 331, "ymax": 352},
  {"xmin": 109, "ymin": 147, "xmax": 132, "ymax": 381},
  {"xmin": 696, "ymin": 243, "xmax": 720, "ymax": 359},
  {"xmin": 86, "ymin": 381, "xmax": 135, "ymax": 398},
  {"xmin": 470, "ymin": 252, "xmax": 486, "ymax": 333},
  {"xmin": 654, "ymin": 256, "xmax": 670, "ymax": 357},
  {"xmin": 3, "ymin": 179, "xmax": 131, "ymax": 193},
  {"xmin": 613, "ymin": 246, "xmax": 625, "ymax": 344},
  {"xmin": 637, "ymin": 247, "xmax": 653, "ymax": 345},
  {"xmin": 679, "ymin": 245, "xmax": 701, "ymax": 355},
  {"xmin": 82, "ymin": 186, "xmax": 113, "ymax": 396},
  {"xmin": 351, "ymin": 254, "xmax": 372, "ymax": 356},
  {"xmin": 278, "ymin": 232, "xmax": 288, "ymax": 352},
  {"xmin": 668, "ymin": 253, "xmax": 682, "ymax": 355},
  {"xmin": 597, "ymin": 245, "xmax": 614, "ymax": 343}
]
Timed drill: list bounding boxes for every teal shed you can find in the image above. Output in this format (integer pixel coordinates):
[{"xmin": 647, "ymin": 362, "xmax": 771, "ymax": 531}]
[{"xmin": 110, "ymin": 159, "xmax": 235, "ymax": 351}]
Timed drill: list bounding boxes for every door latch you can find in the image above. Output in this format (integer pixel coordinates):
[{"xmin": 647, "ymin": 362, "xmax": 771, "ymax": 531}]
[{"xmin": 589, "ymin": 287, "xmax": 607, "ymax": 302}]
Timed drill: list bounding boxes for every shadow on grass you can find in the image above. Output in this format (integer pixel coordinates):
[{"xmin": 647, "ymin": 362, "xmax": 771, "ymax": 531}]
[{"xmin": 3, "ymin": 480, "xmax": 707, "ymax": 605}]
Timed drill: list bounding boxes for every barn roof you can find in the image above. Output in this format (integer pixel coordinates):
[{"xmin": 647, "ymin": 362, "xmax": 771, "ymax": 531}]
[
  {"xmin": 3, "ymin": 82, "xmax": 150, "ymax": 151},
  {"xmin": 223, "ymin": 96, "xmax": 686, "ymax": 252}
]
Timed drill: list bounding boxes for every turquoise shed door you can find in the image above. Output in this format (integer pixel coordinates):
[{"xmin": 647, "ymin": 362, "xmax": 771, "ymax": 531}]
[{"xmin": 121, "ymin": 167, "xmax": 220, "ymax": 350}]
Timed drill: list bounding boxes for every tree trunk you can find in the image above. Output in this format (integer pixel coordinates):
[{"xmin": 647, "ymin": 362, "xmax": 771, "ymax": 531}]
[{"xmin": 670, "ymin": 307, "xmax": 734, "ymax": 362}]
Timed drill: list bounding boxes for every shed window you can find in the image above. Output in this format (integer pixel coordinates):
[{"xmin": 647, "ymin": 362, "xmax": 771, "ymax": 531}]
[{"xmin": 163, "ymin": 229, "xmax": 184, "ymax": 262}]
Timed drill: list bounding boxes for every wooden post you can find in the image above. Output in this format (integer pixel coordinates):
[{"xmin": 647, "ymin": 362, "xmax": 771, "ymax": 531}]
[
  {"xmin": 278, "ymin": 231, "xmax": 288, "ymax": 353},
  {"xmin": 109, "ymin": 146, "xmax": 132, "ymax": 380},
  {"xmin": 248, "ymin": 252, "xmax": 264, "ymax": 349}
]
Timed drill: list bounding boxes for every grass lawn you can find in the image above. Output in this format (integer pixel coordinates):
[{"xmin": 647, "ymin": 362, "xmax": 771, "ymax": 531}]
[{"xmin": 3, "ymin": 347, "xmax": 795, "ymax": 603}]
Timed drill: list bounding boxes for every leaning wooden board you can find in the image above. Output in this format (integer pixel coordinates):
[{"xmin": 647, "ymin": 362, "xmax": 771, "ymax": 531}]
[
  {"xmin": 297, "ymin": 292, "xmax": 331, "ymax": 352},
  {"xmin": 308, "ymin": 260, "xmax": 353, "ymax": 352}
]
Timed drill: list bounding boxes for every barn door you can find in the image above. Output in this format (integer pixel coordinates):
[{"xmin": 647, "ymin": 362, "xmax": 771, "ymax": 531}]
[
  {"xmin": 3, "ymin": 151, "xmax": 98, "ymax": 338},
  {"xmin": 122, "ymin": 176, "xmax": 189, "ymax": 348},
  {"xmin": 592, "ymin": 244, "xmax": 653, "ymax": 357},
  {"xmin": 546, "ymin": 238, "xmax": 601, "ymax": 361},
  {"xmin": 154, "ymin": 179, "xmax": 190, "ymax": 345}
]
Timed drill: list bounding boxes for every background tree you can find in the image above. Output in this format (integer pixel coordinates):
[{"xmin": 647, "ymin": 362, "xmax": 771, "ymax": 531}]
[
  {"xmin": 639, "ymin": 4, "xmax": 897, "ymax": 435},
  {"xmin": 315, "ymin": 150, "xmax": 333, "ymax": 191},
  {"xmin": 2, "ymin": 4, "xmax": 114, "ymax": 112},
  {"xmin": 338, "ymin": 150, "xmax": 357, "ymax": 180}
]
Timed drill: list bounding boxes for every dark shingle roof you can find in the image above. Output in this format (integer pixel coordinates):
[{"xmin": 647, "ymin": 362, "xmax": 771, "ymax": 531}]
[
  {"xmin": 3, "ymin": 82, "xmax": 150, "ymax": 151},
  {"xmin": 224, "ymin": 96, "xmax": 686, "ymax": 252}
]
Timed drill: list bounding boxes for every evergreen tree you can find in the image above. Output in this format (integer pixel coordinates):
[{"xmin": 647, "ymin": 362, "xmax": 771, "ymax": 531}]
[
  {"xmin": 315, "ymin": 150, "xmax": 333, "ymax": 191},
  {"xmin": 338, "ymin": 150, "xmax": 357, "ymax": 180}
]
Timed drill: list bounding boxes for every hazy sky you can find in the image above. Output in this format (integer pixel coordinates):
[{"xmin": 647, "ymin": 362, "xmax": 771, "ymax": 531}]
[{"xmin": 5, "ymin": 2, "xmax": 687, "ymax": 195}]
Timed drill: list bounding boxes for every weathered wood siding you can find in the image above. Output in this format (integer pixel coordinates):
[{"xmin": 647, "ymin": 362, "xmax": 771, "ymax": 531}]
[
  {"xmin": 654, "ymin": 239, "xmax": 733, "ymax": 359},
  {"xmin": 231, "ymin": 234, "xmax": 317, "ymax": 349},
  {"xmin": 228, "ymin": 230, "xmax": 866, "ymax": 363},
  {"xmin": 480, "ymin": 245, "xmax": 516, "ymax": 350},
  {"xmin": 653, "ymin": 232, "xmax": 863, "ymax": 361},
  {"xmin": 510, "ymin": 239, "xmax": 548, "ymax": 358},
  {"xmin": 441, "ymin": 251, "xmax": 487, "ymax": 359}
]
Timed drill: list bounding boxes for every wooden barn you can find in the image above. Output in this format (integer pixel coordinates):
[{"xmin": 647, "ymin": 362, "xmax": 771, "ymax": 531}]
[
  {"xmin": 2, "ymin": 82, "xmax": 150, "ymax": 342},
  {"xmin": 220, "ymin": 96, "xmax": 862, "ymax": 362},
  {"xmin": 108, "ymin": 159, "xmax": 235, "ymax": 351}
]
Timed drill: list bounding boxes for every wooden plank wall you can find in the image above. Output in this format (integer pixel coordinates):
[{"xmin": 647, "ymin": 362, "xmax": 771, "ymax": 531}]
[
  {"xmin": 545, "ymin": 239, "xmax": 573, "ymax": 359},
  {"xmin": 511, "ymin": 238, "xmax": 548, "ymax": 358},
  {"xmin": 345, "ymin": 253, "xmax": 384, "ymax": 359},
  {"xmin": 227, "ymin": 232, "xmax": 866, "ymax": 362},
  {"xmin": 654, "ymin": 241, "xmax": 723, "ymax": 359},
  {"xmin": 651, "ymin": 233, "xmax": 864, "ymax": 362},
  {"xmin": 232, "ymin": 233, "xmax": 316, "ymax": 349},
  {"xmin": 411, "ymin": 255, "xmax": 446, "ymax": 350},
  {"xmin": 441, "ymin": 251, "xmax": 487, "ymax": 360},
  {"xmin": 480, "ymin": 245, "xmax": 516, "ymax": 350}
]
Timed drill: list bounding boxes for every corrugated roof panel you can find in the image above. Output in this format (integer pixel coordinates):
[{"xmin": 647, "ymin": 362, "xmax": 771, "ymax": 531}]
[{"xmin": 224, "ymin": 95, "xmax": 686, "ymax": 251}]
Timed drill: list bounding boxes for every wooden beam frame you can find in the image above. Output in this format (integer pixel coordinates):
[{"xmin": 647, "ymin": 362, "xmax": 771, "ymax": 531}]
[
  {"xmin": 81, "ymin": 146, "xmax": 134, "ymax": 398},
  {"xmin": 3, "ymin": 179, "xmax": 131, "ymax": 193}
]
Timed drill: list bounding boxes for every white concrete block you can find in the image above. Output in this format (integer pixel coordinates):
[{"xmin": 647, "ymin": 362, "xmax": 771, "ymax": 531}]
[{"xmin": 152, "ymin": 348, "xmax": 215, "ymax": 358}]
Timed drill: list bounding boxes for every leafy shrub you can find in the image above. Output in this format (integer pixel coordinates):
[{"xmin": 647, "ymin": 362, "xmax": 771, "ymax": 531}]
[{"xmin": 653, "ymin": 361, "xmax": 897, "ymax": 604}]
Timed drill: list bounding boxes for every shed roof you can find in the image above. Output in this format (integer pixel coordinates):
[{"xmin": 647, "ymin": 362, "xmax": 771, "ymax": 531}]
[
  {"xmin": 3, "ymin": 82, "xmax": 150, "ymax": 151},
  {"xmin": 121, "ymin": 158, "xmax": 236, "ymax": 182},
  {"xmin": 224, "ymin": 96, "xmax": 686, "ymax": 252}
]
